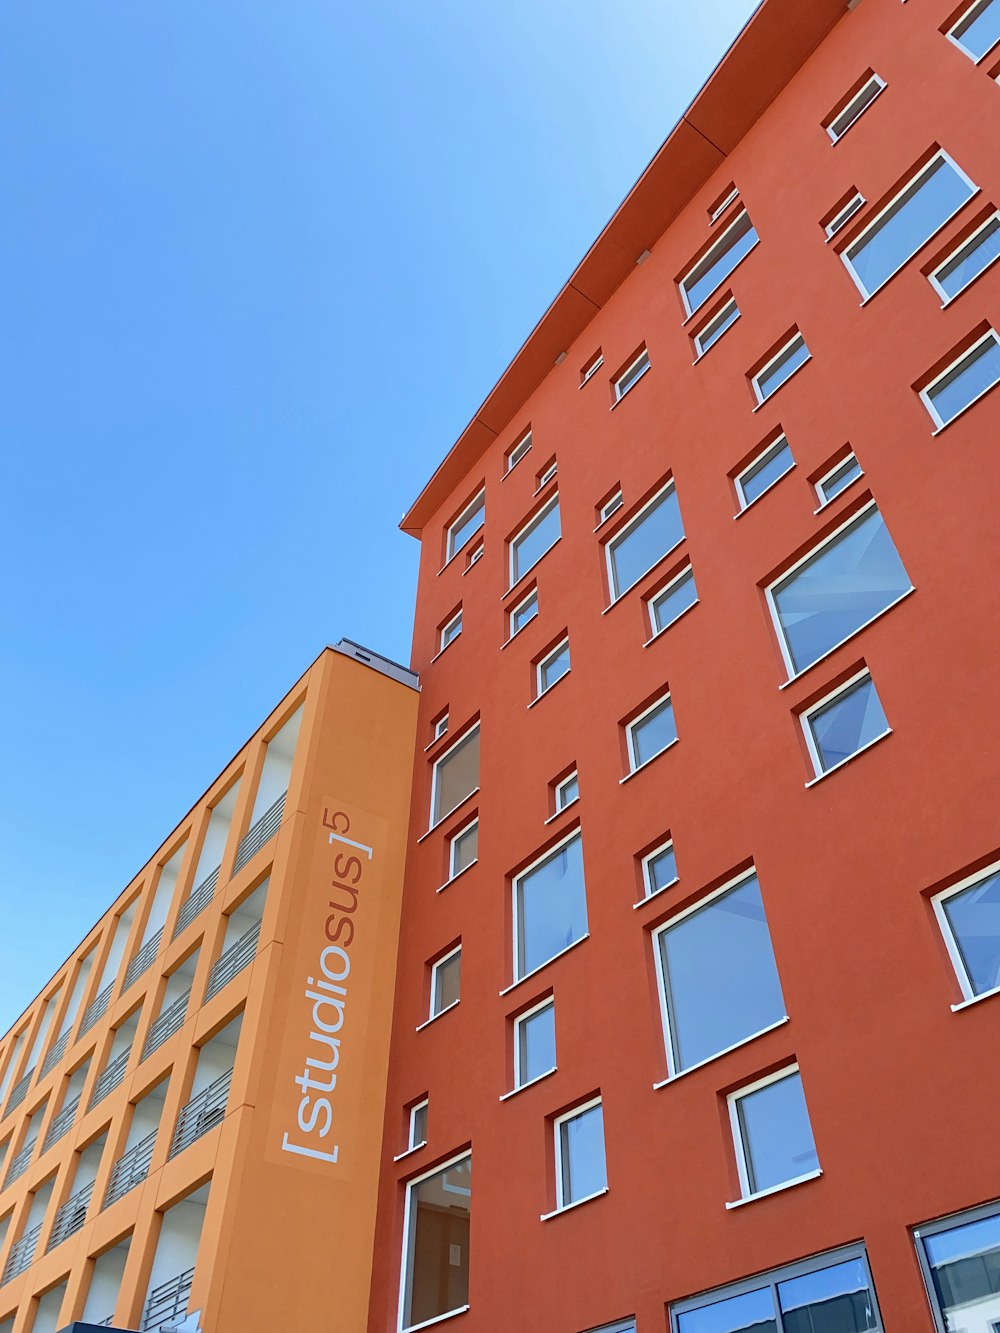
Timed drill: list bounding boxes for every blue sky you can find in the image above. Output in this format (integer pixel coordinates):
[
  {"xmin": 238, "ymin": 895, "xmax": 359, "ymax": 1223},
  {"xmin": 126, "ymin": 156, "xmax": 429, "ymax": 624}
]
[{"xmin": 0, "ymin": 0, "xmax": 759, "ymax": 1032}]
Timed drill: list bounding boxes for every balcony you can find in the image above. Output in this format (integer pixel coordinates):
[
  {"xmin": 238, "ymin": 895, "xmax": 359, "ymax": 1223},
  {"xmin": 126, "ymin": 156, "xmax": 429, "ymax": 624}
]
[
  {"xmin": 3, "ymin": 1134, "xmax": 38, "ymax": 1188},
  {"xmin": 141, "ymin": 991, "xmax": 190, "ymax": 1063},
  {"xmin": 80, "ymin": 984, "xmax": 113, "ymax": 1037},
  {"xmin": 205, "ymin": 922, "xmax": 260, "ymax": 1002},
  {"xmin": 173, "ymin": 868, "xmax": 220, "ymax": 940},
  {"xmin": 89, "ymin": 1050, "xmax": 130, "ymax": 1110},
  {"xmin": 47, "ymin": 1180, "xmax": 94, "ymax": 1250},
  {"xmin": 169, "ymin": 1069, "xmax": 232, "ymax": 1160},
  {"xmin": 233, "ymin": 793, "xmax": 285, "ymax": 874},
  {"xmin": 5, "ymin": 1067, "xmax": 34, "ymax": 1115},
  {"xmin": 141, "ymin": 1266, "xmax": 194, "ymax": 1331},
  {"xmin": 1, "ymin": 1222, "xmax": 42, "ymax": 1284},
  {"xmin": 124, "ymin": 928, "xmax": 164, "ymax": 992},
  {"xmin": 43, "ymin": 1095, "xmax": 81, "ymax": 1152},
  {"xmin": 40, "ymin": 1031, "xmax": 69, "ymax": 1079},
  {"xmin": 104, "ymin": 1130, "xmax": 157, "ymax": 1208}
]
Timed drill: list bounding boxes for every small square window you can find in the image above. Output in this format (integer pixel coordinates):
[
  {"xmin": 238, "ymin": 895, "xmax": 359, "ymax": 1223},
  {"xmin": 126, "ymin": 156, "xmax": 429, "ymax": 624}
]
[
  {"xmin": 509, "ymin": 590, "xmax": 538, "ymax": 638},
  {"xmin": 554, "ymin": 1099, "xmax": 607, "ymax": 1210},
  {"xmin": 751, "ymin": 335, "xmax": 811, "ymax": 405},
  {"xmin": 599, "ymin": 491, "xmax": 623, "ymax": 524},
  {"xmin": 537, "ymin": 639, "xmax": 570, "ymax": 697},
  {"xmin": 614, "ymin": 349, "xmax": 650, "ymax": 401},
  {"xmin": 581, "ymin": 351, "xmax": 604, "ymax": 386},
  {"xmin": 693, "ymin": 297, "xmax": 740, "ymax": 358},
  {"xmin": 536, "ymin": 460, "xmax": 557, "ymax": 489},
  {"xmin": 446, "ymin": 491, "xmax": 485, "ymax": 562},
  {"xmin": 433, "ymin": 713, "xmax": 449, "ymax": 740},
  {"xmin": 920, "ymin": 329, "xmax": 1000, "ymax": 429},
  {"xmin": 642, "ymin": 842, "xmax": 677, "ymax": 899},
  {"xmin": 729, "ymin": 1065, "xmax": 820, "ymax": 1202},
  {"xmin": 929, "ymin": 213, "xmax": 1000, "ymax": 303},
  {"xmin": 932, "ymin": 861, "xmax": 1000, "ymax": 1003},
  {"xmin": 648, "ymin": 566, "xmax": 698, "ymax": 637},
  {"xmin": 815, "ymin": 453, "xmax": 863, "ymax": 506},
  {"xmin": 430, "ymin": 948, "xmax": 461, "ymax": 1018},
  {"xmin": 825, "ymin": 73, "xmax": 886, "ymax": 142},
  {"xmin": 449, "ymin": 820, "xmax": 478, "ymax": 879},
  {"xmin": 408, "ymin": 1099, "xmax": 428, "ymax": 1150},
  {"xmin": 466, "ymin": 541, "xmax": 483, "ymax": 569},
  {"xmin": 506, "ymin": 431, "xmax": 532, "ymax": 472},
  {"xmin": 439, "ymin": 610, "xmax": 462, "ymax": 652},
  {"xmin": 802, "ymin": 670, "xmax": 890, "ymax": 779},
  {"xmin": 554, "ymin": 771, "xmax": 579, "ymax": 812},
  {"xmin": 708, "ymin": 183, "xmax": 739, "ymax": 223},
  {"xmin": 824, "ymin": 192, "xmax": 865, "ymax": 240},
  {"xmin": 947, "ymin": 0, "xmax": 1000, "ymax": 62},
  {"xmin": 514, "ymin": 998, "xmax": 556, "ymax": 1089},
  {"xmin": 736, "ymin": 435, "xmax": 795, "ymax": 509},
  {"xmin": 626, "ymin": 695, "xmax": 677, "ymax": 773}
]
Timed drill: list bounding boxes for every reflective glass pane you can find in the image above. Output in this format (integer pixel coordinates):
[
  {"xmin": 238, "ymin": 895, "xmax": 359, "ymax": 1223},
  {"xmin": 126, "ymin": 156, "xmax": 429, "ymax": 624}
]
[
  {"xmin": 830, "ymin": 78, "xmax": 883, "ymax": 139},
  {"xmin": 559, "ymin": 1103, "xmax": 606, "ymax": 1205},
  {"xmin": 771, "ymin": 507, "xmax": 911, "ymax": 674},
  {"xmin": 617, "ymin": 351, "xmax": 650, "ymax": 397},
  {"xmin": 433, "ymin": 728, "xmax": 480, "ymax": 824},
  {"xmin": 756, "ymin": 340, "xmax": 810, "ymax": 402},
  {"xmin": 922, "ymin": 1210, "xmax": 1000, "ymax": 1331},
  {"xmin": 737, "ymin": 1071, "xmax": 819, "ymax": 1194},
  {"xmin": 441, "ymin": 615, "xmax": 462, "ymax": 647},
  {"xmin": 448, "ymin": 495, "xmax": 484, "ymax": 558},
  {"xmin": 808, "ymin": 675, "xmax": 889, "ymax": 773},
  {"xmin": 820, "ymin": 456, "xmax": 863, "ymax": 502},
  {"xmin": 512, "ymin": 593, "xmax": 538, "ymax": 634},
  {"xmin": 540, "ymin": 643, "xmax": 571, "ymax": 692},
  {"xmin": 847, "ymin": 157, "xmax": 976, "ymax": 296},
  {"xmin": 653, "ymin": 569, "xmax": 698, "ymax": 634},
  {"xmin": 936, "ymin": 218, "xmax": 1000, "ymax": 299},
  {"xmin": 741, "ymin": 441, "xmax": 795, "ymax": 504},
  {"xmin": 403, "ymin": 1157, "xmax": 471, "ymax": 1330},
  {"xmin": 609, "ymin": 487, "xmax": 685, "ymax": 599},
  {"xmin": 697, "ymin": 301, "xmax": 740, "ymax": 354},
  {"xmin": 942, "ymin": 869, "xmax": 1000, "ymax": 996},
  {"xmin": 647, "ymin": 845, "xmax": 677, "ymax": 895},
  {"xmin": 928, "ymin": 337, "xmax": 1000, "ymax": 425},
  {"xmin": 512, "ymin": 500, "xmax": 561, "ymax": 583},
  {"xmin": 556, "ymin": 775, "xmax": 579, "ymax": 809},
  {"xmin": 777, "ymin": 1257, "xmax": 877, "ymax": 1333},
  {"xmin": 953, "ymin": 0, "xmax": 1000, "ymax": 59},
  {"xmin": 517, "ymin": 1002, "xmax": 556, "ymax": 1086},
  {"xmin": 410, "ymin": 1102, "xmax": 427, "ymax": 1146},
  {"xmin": 516, "ymin": 834, "xmax": 588, "ymax": 978},
  {"xmin": 659, "ymin": 875, "xmax": 785, "ymax": 1072},
  {"xmin": 451, "ymin": 823, "xmax": 478, "ymax": 876},
  {"xmin": 677, "ymin": 1286, "xmax": 777, "ymax": 1333},
  {"xmin": 630, "ymin": 698, "xmax": 677, "ymax": 768},
  {"xmin": 432, "ymin": 953, "xmax": 461, "ymax": 1014},
  {"xmin": 683, "ymin": 214, "xmax": 759, "ymax": 312}
]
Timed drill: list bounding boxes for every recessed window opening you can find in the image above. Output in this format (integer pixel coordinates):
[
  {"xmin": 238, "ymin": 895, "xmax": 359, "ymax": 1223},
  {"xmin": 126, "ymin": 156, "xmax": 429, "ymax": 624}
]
[
  {"xmin": 448, "ymin": 819, "xmax": 478, "ymax": 880},
  {"xmin": 825, "ymin": 73, "xmax": 886, "ymax": 142},
  {"xmin": 513, "ymin": 831, "xmax": 588, "ymax": 981},
  {"xmin": 816, "ymin": 452, "xmax": 863, "ymax": 506},
  {"xmin": 921, "ymin": 329, "xmax": 1000, "ymax": 428},
  {"xmin": 915, "ymin": 1198, "xmax": 1000, "ymax": 1333},
  {"xmin": 536, "ymin": 639, "xmax": 571, "ymax": 697},
  {"xmin": 825, "ymin": 192, "xmax": 865, "ymax": 239},
  {"xmin": 606, "ymin": 481, "xmax": 684, "ymax": 602},
  {"xmin": 554, "ymin": 1099, "xmax": 607, "ymax": 1211},
  {"xmin": 430, "ymin": 948, "xmax": 461, "ymax": 1019},
  {"xmin": 729, "ymin": 1065, "xmax": 820, "ymax": 1201},
  {"xmin": 466, "ymin": 541, "xmax": 483, "ymax": 569},
  {"xmin": 510, "ymin": 496, "xmax": 560, "ymax": 586},
  {"xmin": 736, "ymin": 435, "xmax": 795, "ymax": 508},
  {"xmin": 929, "ymin": 212, "xmax": 1000, "ymax": 302},
  {"xmin": 932, "ymin": 860, "xmax": 1000, "ymax": 1003},
  {"xmin": 802, "ymin": 670, "xmax": 890, "ymax": 778},
  {"xmin": 399, "ymin": 1153, "xmax": 471, "ymax": 1332},
  {"xmin": 614, "ymin": 349, "xmax": 651, "ymax": 400},
  {"xmin": 580, "ymin": 351, "xmax": 604, "ymax": 386},
  {"xmin": 642, "ymin": 841, "xmax": 678, "ymax": 899},
  {"xmin": 446, "ymin": 490, "xmax": 485, "ymax": 562},
  {"xmin": 439, "ymin": 609, "xmax": 462, "ymax": 652},
  {"xmin": 947, "ymin": 0, "xmax": 1000, "ymax": 61},
  {"xmin": 554, "ymin": 771, "xmax": 579, "ymax": 812},
  {"xmin": 709, "ymin": 183, "xmax": 739, "ymax": 222},
  {"xmin": 433, "ymin": 712, "xmax": 449, "ymax": 741},
  {"xmin": 509, "ymin": 589, "xmax": 539, "ymax": 638},
  {"xmin": 407, "ymin": 1099, "xmax": 428, "ymax": 1151},
  {"xmin": 648, "ymin": 565, "xmax": 698, "ymax": 637},
  {"xmin": 514, "ymin": 997, "xmax": 556, "ymax": 1089},
  {"xmin": 694, "ymin": 297, "xmax": 741, "ymax": 357},
  {"xmin": 626, "ymin": 694, "xmax": 677, "ymax": 772},
  {"xmin": 536, "ymin": 460, "xmax": 557, "ymax": 489},
  {"xmin": 680, "ymin": 210, "xmax": 759, "ymax": 315},
  {"xmin": 506, "ymin": 431, "xmax": 532, "ymax": 472},
  {"xmin": 430, "ymin": 724, "xmax": 480, "ymax": 828},
  {"xmin": 752, "ymin": 335, "xmax": 811, "ymax": 405},
  {"xmin": 599, "ymin": 491, "xmax": 623, "ymax": 524}
]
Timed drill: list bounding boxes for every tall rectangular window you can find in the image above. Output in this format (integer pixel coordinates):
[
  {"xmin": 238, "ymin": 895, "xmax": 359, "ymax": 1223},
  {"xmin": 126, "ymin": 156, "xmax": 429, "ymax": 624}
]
[
  {"xmin": 407, "ymin": 1100, "xmax": 428, "ymax": 1150},
  {"xmin": 448, "ymin": 820, "xmax": 478, "ymax": 880},
  {"xmin": 728, "ymin": 1065, "xmax": 820, "ymax": 1202},
  {"xmin": 825, "ymin": 73, "xmax": 886, "ymax": 142},
  {"xmin": 802, "ymin": 670, "xmax": 890, "ymax": 778},
  {"xmin": 920, "ymin": 329, "xmax": 1000, "ymax": 429},
  {"xmin": 430, "ymin": 725, "xmax": 480, "ymax": 827},
  {"xmin": 606, "ymin": 483, "xmax": 684, "ymax": 601},
  {"xmin": 510, "ymin": 497, "xmax": 560, "ymax": 586},
  {"xmin": 430, "ymin": 948, "xmax": 461, "ymax": 1018},
  {"xmin": 929, "ymin": 213, "xmax": 1000, "ymax": 302},
  {"xmin": 554, "ymin": 1099, "xmax": 607, "ymax": 1210},
  {"xmin": 736, "ymin": 435, "xmax": 795, "ymax": 508},
  {"xmin": 626, "ymin": 695, "xmax": 677, "ymax": 773},
  {"xmin": 842, "ymin": 152, "xmax": 977, "ymax": 299},
  {"xmin": 766, "ymin": 503, "xmax": 912, "ymax": 677},
  {"xmin": 654, "ymin": 871, "xmax": 786, "ymax": 1076},
  {"xmin": 947, "ymin": 0, "xmax": 1000, "ymax": 61},
  {"xmin": 400, "ymin": 1154, "xmax": 471, "ymax": 1331},
  {"xmin": 915, "ymin": 1199, "xmax": 1000, "ymax": 1332},
  {"xmin": 751, "ymin": 335, "xmax": 810, "ymax": 405},
  {"xmin": 514, "ymin": 998, "xmax": 556, "ymax": 1089},
  {"xmin": 514, "ymin": 832, "xmax": 588, "ymax": 981},
  {"xmin": 680, "ymin": 211, "xmax": 759, "ymax": 315},
  {"xmin": 446, "ymin": 491, "xmax": 485, "ymax": 561},
  {"xmin": 932, "ymin": 862, "xmax": 1000, "ymax": 1004}
]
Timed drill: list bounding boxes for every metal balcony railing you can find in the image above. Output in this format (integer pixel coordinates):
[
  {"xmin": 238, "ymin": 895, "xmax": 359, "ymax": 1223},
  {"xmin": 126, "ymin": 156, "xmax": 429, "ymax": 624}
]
[
  {"xmin": 205, "ymin": 922, "xmax": 260, "ymax": 1002},
  {"xmin": 4, "ymin": 1134, "xmax": 38, "ymax": 1188},
  {"xmin": 104, "ymin": 1129, "xmax": 157, "ymax": 1208},
  {"xmin": 233, "ymin": 792, "xmax": 285, "ymax": 874},
  {"xmin": 44, "ymin": 1095, "xmax": 81, "ymax": 1152},
  {"xmin": 80, "ymin": 984, "xmax": 113, "ymax": 1037},
  {"xmin": 173, "ymin": 868, "xmax": 220, "ymax": 940},
  {"xmin": 47, "ymin": 1180, "xmax": 94, "ymax": 1251},
  {"xmin": 40, "ymin": 1031, "xmax": 69, "ymax": 1079},
  {"xmin": 124, "ymin": 928, "xmax": 164, "ymax": 992},
  {"xmin": 141, "ymin": 991, "xmax": 190, "ymax": 1062},
  {"xmin": 141, "ymin": 1266, "xmax": 195, "ymax": 1331},
  {"xmin": 5, "ymin": 1067, "xmax": 34, "ymax": 1116},
  {"xmin": 89, "ymin": 1048, "xmax": 131, "ymax": 1109},
  {"xmin": 1, "ymin": 1221, "xmax": 42, "ymax": 1285},
  {"xmin": 169, "ymin": 1069, "xmax": 232, "ymax": 1160}
]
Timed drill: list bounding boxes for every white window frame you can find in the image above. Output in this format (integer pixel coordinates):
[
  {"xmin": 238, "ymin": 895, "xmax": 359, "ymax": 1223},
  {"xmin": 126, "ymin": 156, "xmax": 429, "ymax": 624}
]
[
  {"xmin": 513, "ymin": 996, "xmax": 556, "ymax": 1090},
  {"xmin": 398, "ymin": 1149, "xmax": 471, "ymax": 1333},
  {"xmin": 439, "ymin": 610, "xmax": 462, "ymax": 652},
  {"xmin": 536, "ymin": 461, "xmax": 557, "ymax": 489},
  {"xmin": 931, "ymin": 858, "xmax": 1000, "ymax": 1006},
  {"xmin": 824, "ymin": 192, "xmax": 865, "ymax": 240},
  {"xmin": 448, "ymin": 818, "xmax": 479, "ymax": 882},
  {"xmin": 466, "ymin": 542, "xmax": 483, "ymax": 569},
  {"xmin": 625, "ymin": 693, "xmax": 677, "ymax": 774},
  {"xmin": 735, "ymin": 434, "xmax": 795, "ymax": 509},
  {"xmin": 512, "ymin": 828, "xmax": 584, "ymax": 983},
  {"xmin": 599, "ymin": 491, "xmax": 623, "ymax": 524},
  {"xmin": 446, "ymin": 490, "xmax": 485, "ymax": 562},
  {"xmin": 947, "ymin": 0, "xmax": 1000, "ymax": 62},
  {"xmin": 509, "ymin": 495, "xmax": 560, "ymax": 589},
  {"xmin": 814, "ymin": 452, "xmax": 863, "ymax": 508},
  {"xmin": 751, "ymin": 335, "xmax": 811, "ymax": 406},
  {"xmin": 928, "ymin": 211, "xmax": 1000, "ymax": 304},
  {"xmin": 613, "ymin": 349, "xmax": 651, "ymax": 401},
  {"xmin": 693, "ymin": 297, "xmax": 741, "ymax": 359},
  {"xmin": 506, "ymin": 431, "xmax": 532, "ymax": 473},
  {"xmin": 429, "ymin": 722, "xmax": 480, "ymax": 830},
  {"xmin": 640, "ymin": 839, "xmax": 678, "ymax": 901},
  {"xmin": 553, "ymin": 1096, "xmax": 606, "ymax": 1212},
  {"xmin": 508, "ymin": 589, "xmax": 539, "ymax": 639},
  {"xmin": 841, "ymin": 150, "xmax": 979, "ymax": 300},
  {"xmin": 679, "ymin": 209, "xmax": 759, "ymax": 316},
  {"xmin": 536, "ymin": 638, "xmax": 570, "ymax": 699},
  {"xmin": 647, "ymin": 564, "xmax": 698, "ymax": 641},
  {"xmin": 709, "ymin": 185, "xmax": 740, "ymax": 222},
  {"xmin": 605, "ymin": 480, "xmax": 683, "ymax": 604},
  {"xmin": 554, "ymin": 771, "xmax": 579, "ymax": 813},
  {"xmin": 580, "ymin": 353, "xmax": 604, "ymax": 387},
  {"xmin": 826, "ymin": 73, "xmax": 886, "ymax": 142},
  {"xmin": 429, "ymin": 946, "xmax": 462, "ymax": 1021},
  {"xmin": 919, "ymin": 328, "xmax": 1000, "ymax": 430},
  {"xmin": 727, "ymin": 1063, "xmax": 820, "ymax": 1203},
  {"xmin": 433, "ymin": 714, "xmax": 449, "ymax": 741},
  {"xmin": 407, "ymin": 1098, "xmax": 429, "ymax": 1151}
]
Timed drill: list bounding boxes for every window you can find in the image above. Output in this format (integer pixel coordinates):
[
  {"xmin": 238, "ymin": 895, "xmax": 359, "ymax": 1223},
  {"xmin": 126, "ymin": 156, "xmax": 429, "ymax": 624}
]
[
  {"xmin": 514, "ymin": 832, "xmax": 588, "ymax": 981},
  {"xmin": 506, "ymin": 431, "xmax": 532, "ymax": 472},
  {"xmin": 510, "ymin": 496, "xmax": 560, "ymax": 586},
  {"xmin": 670, "ymin": 1245, "xmax": 883, "ymax": 1333},
  {"xmin": 736, "ymin": 435, "xmax": 795, "ymax": 508},
  {"xmin": 599, "ymin": 491, "xmax": 623, "ymax": 523},
  {"xmin": 767, "ymin": 503, "xmax": 912, "ymax": 677},
  {"xmin": 466, "ymin": 542, "xmax": 483, "ymax": 569},
  {"xmin": 554, "ymin": 772, "xmax": 579, "ymax": 812},
  {"xmin": 430, "ymin": 724, "xmax": 480, "ymax": 827},
  {"xmin": 921, "ymin": 329, "xmax": 1000, "ymax": 428},
  {"xmin": 947, "ymin": 0, "xmax": 1000, "ymax": 61},
  {"xmin": 932, "ymin": 861, "xmax": 1000, "ymax": 1003},
  {"xmin": 825, "ymin": 191, "xmax": 865, "ymax": 239},
  {"xmin": 606, "ymin": 482, "xmax": 684, "ymax": 601},
  {"xmin": 408, "ymin": 1099, "xmax": 428, "ymax": 1150},
  {"xmin": 537, "ymin": 639, "xmax": 570, "ymax": 697},
  {"xmin": 929, "ymin": 213, "xmax": 1000, "ymax": 302},
  {"xmin": 446, "ymin": 491, "xmax": 485, "ymax": 561},
  {"xmin": 580, "ymin": 351, "xmax": 604, "ymax": 386},
  {"xmin": 509, "ymin": 589, "xmax": 538, "ymax": 638},
  {"xmin": 816, "ymin": 452, "xmax": 863, "ymax": 506},
  {"xmin": 537, "ymin": 460, "xmax": 557, "ymax": 488},
  {"xmin": 448, "ymin": 820, "xmax": 478, "ymax": 879},
  {"xmin": 654, "ymin": 871, "xmax": 786, "ymax": 1076},
  {"xmin": 439, "ymin": 610, "xmax": 462, "ymax": 652},
  {"xmin": 430, "ymin": 948, "xmax": 461, "ymax": 1018},
  {"xmin": 514, "ymin": 998, "xmax": 556, "ymax": 1089},
  {"xmin": 614, "ymin": 349, "xmax": 650, "ymax": 400},
  {"xmin": 709, "ymin": 183, "xmax": 739, "ymax": 222},
  {"xmin": 399, "ymin": 1153, "xmax": 471, "ymax": 1332},
  {"xmin": 433, "ymin": 713, "xmax": 449, "ymax": 740},
  {"xmin": 842, "ymin": 152, "xmax": 977, "ymax": 299},
  {"xmin": 642, "ymin": 841, "xmax": 677, "ymax": 898},
  {"xmin": 802, "ymin": 670, "xmax": 890, "ymax": 779},
  {"xmin": 729, "ymin": 1066, "xmax": 820, "ymax": 1202},
  {"xmin": 693, "ymin": 297, "xmax": 740, "ymax": 357},
  {"xmin": 752, "ymin": 334, "xmax": 811, "ymax": 405},
  {"xmin": 554, "ymin": 1099, "xmax": 607, "ymax": 1211},
  {"xmin": 626, "ymin": 695, "xmax": 677, "ymax": 773},
  {"xmin": 649, "ymin": 567, "xmax": 698, "ymax": 637},
  {"xmin": 680, "ymin": 211, "xmax": 759, "ymax": 315},
  {"xmin": 825, "ymin": 73, "xmax": 886, "ymax": 142},
  {"xmin": 915, "ymin": 1198, "xmax": 1000, "ymax": 1333}
]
